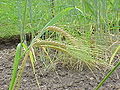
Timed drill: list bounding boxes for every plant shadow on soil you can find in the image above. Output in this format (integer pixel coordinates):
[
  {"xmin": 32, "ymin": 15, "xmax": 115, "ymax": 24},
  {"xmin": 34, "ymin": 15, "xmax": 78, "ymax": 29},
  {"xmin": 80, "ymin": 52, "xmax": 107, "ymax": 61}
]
[{"xmin": 0, "ymin": 39, "xmax": 120, "ymax": 90}]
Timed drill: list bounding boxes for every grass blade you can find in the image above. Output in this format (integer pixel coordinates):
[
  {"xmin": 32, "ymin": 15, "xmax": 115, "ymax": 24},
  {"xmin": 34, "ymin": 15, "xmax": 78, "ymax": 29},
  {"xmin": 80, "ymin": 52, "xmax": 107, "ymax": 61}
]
[
  {"xmin": 31, "ymin": 7, "xmax": 74, "ymax": 44},
  {"xmin": 42, "ymin": 7, "xmax": 74, "ymax": 30},
  {"xmin": 9, "ymin": 43, "xmax": 22, "ymax": 90},
  {"xmin": 95, "ymin": 45, "xmax": 120, "ymax": 90},
  {"xmin": 95, "ymin": 61, "xmax": 120, "ymax": 90},
  {"xmin": 109, "ymin": 45, "xmax": 120, "ymax": 64},
  {"xmin": 14, "ymin": 52, "xmax": 29, "ymax": 90}
]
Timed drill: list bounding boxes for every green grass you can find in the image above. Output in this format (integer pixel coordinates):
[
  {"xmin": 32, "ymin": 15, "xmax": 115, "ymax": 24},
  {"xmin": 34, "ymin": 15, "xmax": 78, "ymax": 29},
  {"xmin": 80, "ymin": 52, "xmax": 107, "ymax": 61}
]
[{"xmin": 1, "ymin": 0, "xmax": 119, "ymax": 38}]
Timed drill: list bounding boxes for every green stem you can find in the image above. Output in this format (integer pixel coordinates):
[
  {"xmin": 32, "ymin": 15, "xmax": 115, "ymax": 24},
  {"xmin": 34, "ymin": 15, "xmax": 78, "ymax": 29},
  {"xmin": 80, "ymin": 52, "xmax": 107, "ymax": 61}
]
[
  {"xmin": 95, "ymin": 61, "xmax": 120, "ymax": 90},
  {"xmin": 21, "ymin": 0, "xmax": 28, "ymax": 43}
]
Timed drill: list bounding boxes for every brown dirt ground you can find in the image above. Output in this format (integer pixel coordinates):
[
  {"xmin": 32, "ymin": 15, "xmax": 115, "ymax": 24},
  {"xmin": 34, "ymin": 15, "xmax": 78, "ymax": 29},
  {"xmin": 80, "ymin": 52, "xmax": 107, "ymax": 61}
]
[{"xmin": 0, "ymin": 41, "xmax": 120, "ymax": 90}]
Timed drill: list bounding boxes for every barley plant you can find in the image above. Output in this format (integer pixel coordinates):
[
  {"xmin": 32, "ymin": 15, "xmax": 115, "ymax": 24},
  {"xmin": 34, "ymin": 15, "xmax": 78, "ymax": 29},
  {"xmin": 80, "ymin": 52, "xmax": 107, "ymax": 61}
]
[{"xmin": 4, "ymin": 0, "xmax": 119, "ymax": 90}]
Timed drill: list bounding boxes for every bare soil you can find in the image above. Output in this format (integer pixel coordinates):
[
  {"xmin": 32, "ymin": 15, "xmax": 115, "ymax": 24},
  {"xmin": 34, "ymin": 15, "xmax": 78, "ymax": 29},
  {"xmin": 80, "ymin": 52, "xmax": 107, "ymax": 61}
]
[{"xmin": 0, "ymin": 42, "xmax": 120, "ymax": 90}]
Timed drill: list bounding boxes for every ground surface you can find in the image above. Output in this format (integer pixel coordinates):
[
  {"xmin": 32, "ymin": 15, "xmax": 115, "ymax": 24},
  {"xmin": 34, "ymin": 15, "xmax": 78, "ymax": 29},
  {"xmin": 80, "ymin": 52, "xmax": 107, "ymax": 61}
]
[{"xmin": 0, "ymin": 41, "xmax": 120, "ymax": 90}]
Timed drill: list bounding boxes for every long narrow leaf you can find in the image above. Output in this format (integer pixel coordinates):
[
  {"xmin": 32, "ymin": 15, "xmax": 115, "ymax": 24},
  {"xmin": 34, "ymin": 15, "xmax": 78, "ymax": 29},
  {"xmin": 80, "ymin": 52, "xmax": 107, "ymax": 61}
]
[
  {"xmin": 9, "ymin": 43, "xmax": 22, "ymax": 90},
  {"xmin": 22, "ymin": 43, "xmax": 35, "ymax": 72},
  {"xmin": 95, "ymin": 61, "xmax": 120, "ymax": 90},
  {"xmin": 95, "ymin": 45, "xmax": 120, "ymax": 90},
  {"xmin": 31, "ymin": 7, "xmax": 74, "ymax": 44},
  {"xmin": 109, "ymin": 45, "xmax": 120, "ymax": 64}
]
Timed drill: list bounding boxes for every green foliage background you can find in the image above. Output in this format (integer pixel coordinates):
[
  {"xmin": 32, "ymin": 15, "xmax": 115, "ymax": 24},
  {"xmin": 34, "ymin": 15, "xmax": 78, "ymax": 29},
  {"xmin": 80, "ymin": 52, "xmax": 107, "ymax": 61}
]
[{"xmin": 0, "ymin": 0, "xmax": 119, "ymax": 38}]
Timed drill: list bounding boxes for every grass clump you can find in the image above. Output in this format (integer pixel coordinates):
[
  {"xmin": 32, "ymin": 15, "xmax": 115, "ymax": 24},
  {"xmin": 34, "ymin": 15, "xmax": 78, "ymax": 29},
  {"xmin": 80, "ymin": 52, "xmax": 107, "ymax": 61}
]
[
  {"xmin": 44, "ymin": 26, "xmax": 108, "ymax": 68},
  {"xmin": 9, "ymin": 25, "xmax": 109, "ymax": 90},
  {"xmin": 7, "ymin": 0, "xmax": 119, "ymax": 89}
]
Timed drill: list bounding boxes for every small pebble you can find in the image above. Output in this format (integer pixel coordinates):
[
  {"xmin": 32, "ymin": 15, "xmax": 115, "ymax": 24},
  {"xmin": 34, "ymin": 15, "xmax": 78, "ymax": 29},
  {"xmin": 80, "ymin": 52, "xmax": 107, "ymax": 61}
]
[{"xmin": 90, "ymin": 77, "xmax": 94, "ymax": 80}]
